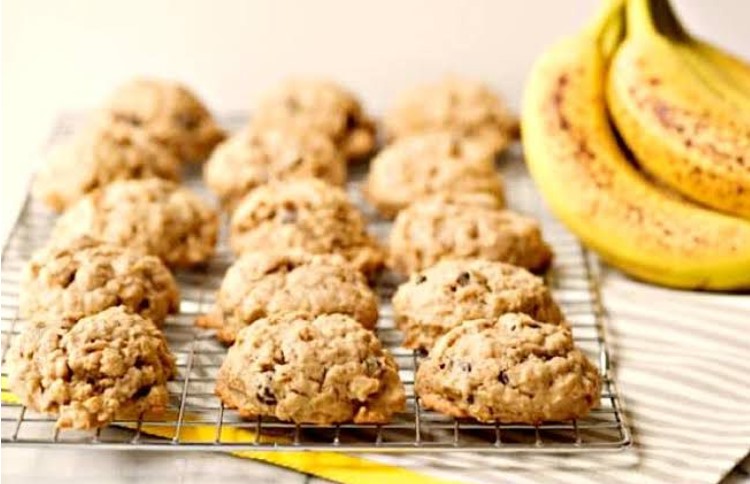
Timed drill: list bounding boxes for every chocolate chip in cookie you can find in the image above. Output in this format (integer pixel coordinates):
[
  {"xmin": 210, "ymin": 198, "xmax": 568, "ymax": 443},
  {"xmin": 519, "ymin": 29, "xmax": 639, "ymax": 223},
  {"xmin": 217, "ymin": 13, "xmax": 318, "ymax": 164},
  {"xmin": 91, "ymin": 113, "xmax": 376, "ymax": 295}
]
[
  {"xmin": 204, "ymin": 127, "xmax": 346, "ymax": 212},
  {"xmin": 415, "ymin": 313, "xmax": 600, "ymax": 424},
  {"xmin": 52, "ymin": 178, "xmax": 218, "ymax": 268},
  {"xmin": 6, "ymin": 307, "xmax": 176, "ymax": 429},
  {"xmin": 197, "ymin": 251, "xmax": 378, "ymax": 344},
  {"xmin": 389, "ymin": 195, "xmax": 552, "ymax": 275},
  {"xmin": 393, "ymin": 259, "xmax": 563, "ymax": 350},
  {"xmin": 215, "ymin": 312, "xmax": 405, "ymax": 424},
  {"xmin": 101, "ymin": 77, "xmax": 225, "ymax": 163}
]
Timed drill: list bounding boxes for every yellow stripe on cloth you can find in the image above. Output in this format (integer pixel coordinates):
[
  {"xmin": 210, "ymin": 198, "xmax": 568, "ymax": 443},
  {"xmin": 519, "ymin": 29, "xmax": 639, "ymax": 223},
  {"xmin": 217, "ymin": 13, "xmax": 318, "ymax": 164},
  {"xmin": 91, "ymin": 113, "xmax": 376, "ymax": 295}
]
[{"xmin": 1, "ymin": 379, "xmax": 460, "ymax": 484}]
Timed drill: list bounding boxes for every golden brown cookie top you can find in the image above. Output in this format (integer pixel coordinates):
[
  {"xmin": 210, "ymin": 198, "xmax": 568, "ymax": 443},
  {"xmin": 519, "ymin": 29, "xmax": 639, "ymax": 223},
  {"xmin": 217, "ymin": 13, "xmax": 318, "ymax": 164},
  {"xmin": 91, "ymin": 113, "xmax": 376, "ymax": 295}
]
[
  {"xmin": 101, "ymin": 78, "xmax": 225, "ymax": 162},
  {"xmin": 363, "ymin": 131, "xmax": 505, "ymax": 218},
  {"xmin": 392, "ymin": 259, "xmax": 563, "ymax": 350},
  {"xmin": 416, "ymin": 313, "xmax": 600, "ymax": 423},
  {"xmin": 33, "ymin": 124, "xmax": 181, "ymax": 212},
  {"xmin": 197, "ymin": 250, "xmax": 378, "ymax": 344},
  {"xmin": 230, "ymin": 179, "xmax": 384, "ymax": 279},
  {"xmin": 6, "ymin": 307, "xmax": 176, "ymax": 429},
  {"xmin": 21, "ymin": 236, "xmax": 179, "ymax": 326},
  {"xmin": 215, "ymin": 311, "xmax": 405, "ymax": 424},
  {"xmin": 204, "ymin": 127, "xmax": 346, "ymax": 211},
  {"xmin": 251, "ymin": 78, "xmax": 376, "ymax": 160},
  {"xmin": 388, "ymin": 196, "xmax": 552, "ymax": 275},
  {"xmin": 52, "ymin": 178, "xmax": 218, "ymax": 268},
  {"xmin": 384, "ymin": 76, "xmax": 517, "ymax": 156}
]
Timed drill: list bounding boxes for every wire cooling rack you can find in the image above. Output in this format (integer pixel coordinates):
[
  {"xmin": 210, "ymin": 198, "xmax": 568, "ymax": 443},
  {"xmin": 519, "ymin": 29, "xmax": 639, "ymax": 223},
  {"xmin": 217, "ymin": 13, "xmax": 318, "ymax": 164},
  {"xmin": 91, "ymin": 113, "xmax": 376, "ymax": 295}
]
[{"xmin": 1, "ymin": 113, "xmax": 631, "ymax": 452}]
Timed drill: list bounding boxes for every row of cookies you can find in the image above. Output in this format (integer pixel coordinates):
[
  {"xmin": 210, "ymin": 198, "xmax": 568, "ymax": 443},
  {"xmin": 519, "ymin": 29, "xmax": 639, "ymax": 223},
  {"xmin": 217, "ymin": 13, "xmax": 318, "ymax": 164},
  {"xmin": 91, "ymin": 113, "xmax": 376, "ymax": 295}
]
[
  {"xmin": 373, "ymin": 167, "xmax": 600, "ymax": 421},
  {"xmin": 31, "ymin": 79, "xmax": 223, "ymax": 267},
  {"xmin": 34, "ymin": 79, "xmax": 226, "ymax": 212},
  {"xmin": 364, "ymin": 75, "xmax": 517, "ymax": 219},
  {"xmin": 364, "ymin": 80, "xmax": 599, "ymax": 423},
  {"xmin": 395, "ymin": 259, "xmax": 601, "ymax": 423},
  {"xmin": 6, "ymin": 79, "xmax": 227, "ymax": 429},
  {"xmin": 7, "ymin": 236, "xmax": 180, "ymax": 429},
  {"xmin": 200, "ymin": 81, "xmax": 406, "ymax": 424}
]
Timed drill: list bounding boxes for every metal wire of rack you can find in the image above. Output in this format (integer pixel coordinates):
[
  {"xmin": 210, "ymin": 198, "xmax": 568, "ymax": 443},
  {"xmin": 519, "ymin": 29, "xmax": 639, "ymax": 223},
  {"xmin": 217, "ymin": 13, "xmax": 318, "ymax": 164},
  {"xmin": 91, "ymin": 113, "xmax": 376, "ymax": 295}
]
[{"xmin": 1, "ymin": 114, "xmax": 631, "ymax": 452}]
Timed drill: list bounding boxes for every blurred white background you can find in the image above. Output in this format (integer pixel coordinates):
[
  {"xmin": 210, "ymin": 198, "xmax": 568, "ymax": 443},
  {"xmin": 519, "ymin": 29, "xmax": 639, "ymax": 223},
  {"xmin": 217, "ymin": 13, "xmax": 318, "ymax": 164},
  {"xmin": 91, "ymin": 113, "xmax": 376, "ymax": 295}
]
[{"xmin": 2, "ymin": 0, "xmax": 748, "ymax": 237}]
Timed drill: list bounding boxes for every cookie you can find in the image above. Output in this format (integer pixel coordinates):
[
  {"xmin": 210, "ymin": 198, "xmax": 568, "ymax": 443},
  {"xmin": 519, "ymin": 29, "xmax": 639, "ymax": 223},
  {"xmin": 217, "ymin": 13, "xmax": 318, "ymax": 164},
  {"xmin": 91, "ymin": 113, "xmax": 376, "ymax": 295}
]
[
  {"xmin": 6, "ymin": 306, "xmax": 176, "ymax": 429},
  {"xmin": 229, "ymin": 179, "xmax": 385, "ymax": 280},
  {"xmin": 415, "ymin": 313, "xmax": 600, "ymax": 424},
  {"xmin": 101, "ymin": 78, "xmax": 225, "ymax": 162},
  {"xmin": 197, "ymin": 251, "xmax": 378, "ymax": 344},
  {"xmin": 384, "ymin": 76, "xmax": 517, "ymax": 156},
  {"xmin": 215, "ymin": 311, "xmax": 405, "ymax": 424},
  {"xmin": 363, "ymin": 132, "xmax": 505, "ymax": 218},
  {"xmin": 33, "ymin": 124, "xmax": 181, "ymax": 212},
  {"xmin": 392, "ymin": 259, "xmax": 563, "ymax": 350},
  {"xmin": 251, "ymin": 78, "xmax": 376, "ymax": 161},
  {"xmin": 204, "ymin": 127, "xmax": 346, "ymax": 211},
  {"xmin": 20, "ymin": 236, "xmax": 179, "ymax": 327},
  {"xmin": 52, "ymin": 178, "xmax": 218, "ymax": 268},
  {"xmin": 388, "ymin": 195, "xmax": 552, "ymax": 275}
]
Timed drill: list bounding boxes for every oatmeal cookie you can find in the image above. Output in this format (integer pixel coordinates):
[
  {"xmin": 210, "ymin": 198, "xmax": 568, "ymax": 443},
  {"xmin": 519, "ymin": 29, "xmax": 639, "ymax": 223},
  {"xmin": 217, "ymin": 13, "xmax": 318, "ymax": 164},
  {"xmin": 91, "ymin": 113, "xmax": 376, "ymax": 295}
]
[
  {"xmin": 363, "ymin": 132, "xmax": 505, "ymax": 218},
  {"xmin": 6, "ymin": 307, "xmax": 176, "ymax": 429},
  {"xmin": 215, "ymin": 311, "xmax": 405, "ymax": 424},
  {"xmin": 204, "ymin": 127, "xmax": 346, "ymax": 211},
  {"xmin": 52, "ymin": 179, "xmax": 218, "ymax": 268},
  {"xmin": 33, "ymin": 124, "xmax": 181, "ymax": 212},
  {"xmin": 101, "ymin": 78, "xmax": 225, "ymax": 162},
  {"xmin": 229, "ymin": 179, "xmax": 384, "ymax": 280},
  {"xmin": 20, "ymin": 236, "xmax": 179, "ymax": 327},
  {"xmin": 251, "ymin": 78, "xmax": 376, "ymax": 161},
  {"xmin": 384, "ymin": 76, "xmax": 517, "ymax": 156},
  {"xmin": 388, "ymin": 196, "xmax": 552, "ymax": 274},
  {"xmin": 415, "ymin": 313, "xmax": 601, "ymax": 423},
  {"xmin": 392, "ymin": 259, "xmax": 563, "ymax": 350},
  {"xmin": 197, "ymin": 251, "xmax": 378, "ymax": 344}
]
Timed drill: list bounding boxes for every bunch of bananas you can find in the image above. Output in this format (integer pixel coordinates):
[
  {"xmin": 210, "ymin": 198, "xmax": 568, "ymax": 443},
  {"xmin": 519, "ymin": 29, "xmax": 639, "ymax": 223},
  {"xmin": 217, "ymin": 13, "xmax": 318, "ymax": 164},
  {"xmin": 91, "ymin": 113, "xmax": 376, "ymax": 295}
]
[{"xmin": 522, "ymin": 0, "xmax": 750, "ymax": 290}]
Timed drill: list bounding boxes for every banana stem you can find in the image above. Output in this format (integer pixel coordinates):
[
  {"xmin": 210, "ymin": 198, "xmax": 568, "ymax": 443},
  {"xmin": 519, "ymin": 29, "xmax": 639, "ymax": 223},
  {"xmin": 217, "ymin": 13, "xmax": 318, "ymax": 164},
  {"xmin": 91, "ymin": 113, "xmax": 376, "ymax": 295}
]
[
  {"xmin": 586, "ymin": 0, "xmax": 626, "ymax": 39},
  {"xmin": 652, "ymin": 0, "xmax": 690, "ymax": 41},
  {"xmin": 600, "ymin": 8, "xmax": 625, "ymax": 59},
  {"xmin": 627, "ymin": 0, "xmax": 659, "ymax": 38}
]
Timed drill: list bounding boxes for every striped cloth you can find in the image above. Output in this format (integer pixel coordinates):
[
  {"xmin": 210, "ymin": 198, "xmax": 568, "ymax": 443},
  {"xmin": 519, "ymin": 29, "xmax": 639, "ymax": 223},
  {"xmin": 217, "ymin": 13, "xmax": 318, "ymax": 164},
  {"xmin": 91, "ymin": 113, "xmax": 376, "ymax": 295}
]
[{"xmin": 355, "ymin": 266, "xmax": 750, "ymax": 483}]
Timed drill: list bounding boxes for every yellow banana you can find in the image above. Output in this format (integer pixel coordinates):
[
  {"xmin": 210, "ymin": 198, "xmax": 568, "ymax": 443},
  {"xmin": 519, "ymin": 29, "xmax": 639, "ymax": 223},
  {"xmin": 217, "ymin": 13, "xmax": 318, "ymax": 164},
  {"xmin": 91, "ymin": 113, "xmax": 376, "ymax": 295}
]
[
  {"xmin": 607, "ymin": 0, "xmax": 750, "ymax": 219},
  {"xmin": 521, "ymin": 0, "xmax": 750, "ymax": 290},
  {"xmin": 696, "ymin": 42, "xmax": 750, "ymax": 95},
  {"xmin": 652, "ymin": 0, "xmax": 750, "ymax": 112}
]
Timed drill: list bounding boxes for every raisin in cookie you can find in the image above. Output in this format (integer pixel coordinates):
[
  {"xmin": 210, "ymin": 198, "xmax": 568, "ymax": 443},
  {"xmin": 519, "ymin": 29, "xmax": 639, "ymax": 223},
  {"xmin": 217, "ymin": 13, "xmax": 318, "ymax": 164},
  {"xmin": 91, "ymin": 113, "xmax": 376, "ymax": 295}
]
[
  {"xmin": 215, "ymin": 311, "xmax": 405, "ymax": 424},
  {"xmin": 415, "ymin": 313, "xmax": 600, "ymax": 423},
  {"xmin": 389, "ymin": 195, "xmax": 552, "ymax": 275},
  {"xmin": 33, "ymin": 124, "xmax": 181, "ymax": 212},
  {"xmin": 383, "ymin": 76, "xmax": 517, "ymax": 156},
  {"xmin": 52, "ymin": 179, "xmax": 218, "ymax": 268},
  {"xmin": 229, "ymin": 179, "xmax": 384, "ymax": 280},
  {"xmin": 392, "ymin": 259, "xmax": 563, "ymax": 350},
  {"xmin": 204, "ymin": 127, "xmax": 346, "ymax": 211},
  {"xmin": 20, "ymin": 236, "xmax": 179, "ymax": 327},
  {"xmin": 363, "ymin": 132, "xmax": 506, "ymax": 218},
  {"xmin": 251, "ymin": 78, "xmax": 376, "ymax": 161},
  {"xmin": 197, "ymin": 251, "xmax": 378, "ymax": 344},
  {"xmin": 101, "ymin": 78, "xmax": 225, "ymax": 162},
  {"xmin": 6, "ymin": 307, "xmax": 176, "ymax": 429}
]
